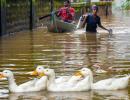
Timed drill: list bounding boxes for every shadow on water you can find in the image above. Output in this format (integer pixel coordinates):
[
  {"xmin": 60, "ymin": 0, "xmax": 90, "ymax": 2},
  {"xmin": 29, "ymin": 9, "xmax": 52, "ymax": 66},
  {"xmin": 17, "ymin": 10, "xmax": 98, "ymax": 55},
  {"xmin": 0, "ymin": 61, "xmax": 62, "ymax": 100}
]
[{"xmin": 0, "ymin": 10, "xmax": 130, "ymax": 99}]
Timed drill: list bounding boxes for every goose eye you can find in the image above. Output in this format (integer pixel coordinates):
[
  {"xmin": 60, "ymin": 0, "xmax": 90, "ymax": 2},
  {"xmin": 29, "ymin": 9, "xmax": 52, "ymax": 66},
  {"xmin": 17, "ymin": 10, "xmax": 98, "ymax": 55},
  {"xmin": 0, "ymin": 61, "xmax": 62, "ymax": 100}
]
[
  {"xmin": 5, "ymin": 72, "xmax": 8, "ymax": 74},
  {"xmin": 83, "ymin": 69, "xmax": 86, "ymax": 71}
]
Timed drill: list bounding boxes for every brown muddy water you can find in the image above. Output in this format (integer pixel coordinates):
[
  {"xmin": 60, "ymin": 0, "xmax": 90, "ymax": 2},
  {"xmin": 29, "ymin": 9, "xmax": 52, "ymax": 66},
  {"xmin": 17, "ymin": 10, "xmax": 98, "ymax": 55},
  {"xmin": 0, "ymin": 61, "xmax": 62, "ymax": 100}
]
[{"xmin": 0, "ymin": 10, "xmax": 130, "ymax": 100}]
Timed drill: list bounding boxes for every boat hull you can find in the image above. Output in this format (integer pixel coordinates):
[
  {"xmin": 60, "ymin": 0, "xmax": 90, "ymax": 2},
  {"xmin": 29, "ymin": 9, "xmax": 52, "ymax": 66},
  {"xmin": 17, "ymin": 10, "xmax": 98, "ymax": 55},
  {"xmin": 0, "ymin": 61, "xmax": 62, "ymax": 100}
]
[{"xmin": 47, "ymin": 16, "xmax": 76, "ymax": 33}]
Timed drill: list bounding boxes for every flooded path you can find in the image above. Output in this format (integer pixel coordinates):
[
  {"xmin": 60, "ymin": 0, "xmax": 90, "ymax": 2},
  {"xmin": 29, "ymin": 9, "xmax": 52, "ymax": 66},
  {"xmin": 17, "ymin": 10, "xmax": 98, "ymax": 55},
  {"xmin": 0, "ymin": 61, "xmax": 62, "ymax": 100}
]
[{"xmin": 0, "ymin": 10, "xmax": 130, "ymax": 99}]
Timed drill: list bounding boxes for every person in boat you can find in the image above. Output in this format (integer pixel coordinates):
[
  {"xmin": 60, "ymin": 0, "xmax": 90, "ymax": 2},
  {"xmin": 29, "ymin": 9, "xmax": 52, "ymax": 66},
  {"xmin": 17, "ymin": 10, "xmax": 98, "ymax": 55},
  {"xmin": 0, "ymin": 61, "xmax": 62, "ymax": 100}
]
[
  {"xmin": 82, "ymin": 5, "xmax": 112, "ymax": 33},
  {"xmin": 56, "ymin": 0, "xmax": 75, "ymax": 23}
]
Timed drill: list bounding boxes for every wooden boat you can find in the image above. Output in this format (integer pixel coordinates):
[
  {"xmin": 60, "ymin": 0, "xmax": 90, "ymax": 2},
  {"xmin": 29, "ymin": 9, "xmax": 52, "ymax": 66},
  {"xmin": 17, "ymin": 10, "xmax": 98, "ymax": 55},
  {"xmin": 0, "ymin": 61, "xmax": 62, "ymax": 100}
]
[{"xmin": 47, "ymin": 14, "xmax": 76, "ymax": 33}]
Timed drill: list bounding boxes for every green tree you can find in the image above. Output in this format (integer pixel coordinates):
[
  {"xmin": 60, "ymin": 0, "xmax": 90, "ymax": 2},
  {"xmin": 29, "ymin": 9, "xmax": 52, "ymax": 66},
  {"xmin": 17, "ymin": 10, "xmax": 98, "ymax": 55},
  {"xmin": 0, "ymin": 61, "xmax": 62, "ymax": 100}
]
[{"xmin": 122, "ymin": 0, "xmax": 130, "ymax": 10}]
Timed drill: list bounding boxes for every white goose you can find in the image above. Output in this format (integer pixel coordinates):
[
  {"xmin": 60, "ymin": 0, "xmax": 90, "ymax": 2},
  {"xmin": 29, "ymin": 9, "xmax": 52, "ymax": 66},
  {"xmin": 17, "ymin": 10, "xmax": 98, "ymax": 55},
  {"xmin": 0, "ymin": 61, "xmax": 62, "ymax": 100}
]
[
  {"xmin": 30, "ymin": 66, "xmax": 72, "ymax": 84},
  {"xmin": 43, "ymin": 68, "xmax": 91, "ymax": 92},
  {"xmin": 92, "ymin": 74, "xmax": 130, "ymax": 90},
  {"xmin": 78, "ymin": 67, "xmax": 130, "ymax": 90},
  {"xmin": 31, "ymin": 66, "xmax": 84, "ymax": 87},
  {"xmin": 55, "ymin": 76, "xmax": 71, "ymax": 83},
  {"xmin": 0, "ymin": 70, "xmax": 47, "ymax": 93},
  {"xmin": 31, "ymin": 66, "xmax": 85, "ymax": 86}
]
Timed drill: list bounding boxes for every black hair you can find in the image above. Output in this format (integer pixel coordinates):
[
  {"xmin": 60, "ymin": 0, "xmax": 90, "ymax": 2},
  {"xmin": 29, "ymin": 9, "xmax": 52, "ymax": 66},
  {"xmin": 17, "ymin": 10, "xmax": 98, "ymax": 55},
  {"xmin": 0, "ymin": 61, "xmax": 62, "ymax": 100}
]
[{"xmin": 65, "ymin": 0, "xmax": 70, "ymax": 4}]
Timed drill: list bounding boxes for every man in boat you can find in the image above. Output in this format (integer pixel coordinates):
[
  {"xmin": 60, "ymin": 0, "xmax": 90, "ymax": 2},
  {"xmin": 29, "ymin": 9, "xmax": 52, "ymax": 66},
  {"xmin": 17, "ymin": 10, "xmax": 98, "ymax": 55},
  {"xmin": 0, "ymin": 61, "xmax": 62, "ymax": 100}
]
[
  {"xmin": 82, "ymin": 5, "xmax": 112, "ymax": 33},
  {"xmin": 57, "ymin": 0, "xmax": 75, "ymax": 23}
]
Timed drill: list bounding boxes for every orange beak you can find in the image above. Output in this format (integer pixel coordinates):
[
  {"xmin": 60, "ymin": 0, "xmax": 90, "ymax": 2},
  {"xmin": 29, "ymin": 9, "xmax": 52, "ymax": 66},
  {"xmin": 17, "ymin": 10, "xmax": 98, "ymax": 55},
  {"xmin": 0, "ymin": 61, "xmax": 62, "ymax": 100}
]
[
  {"xmin": 74, "ymin": 70, "xmax": 83, "ymax": 77},
  {"xmin": 27, "ymin": 70, "xmax": 38, "ymax": 76},
  {"xmin": 38, "ymin": 72, "xmax": 45, "ymax": 77},
  {"xmin": 27, "ymin": 70, "xmax": 45, "ymax": 78},
  {"xmin": 0, "ymin": 73, "xmax": 5, "ymax": 78}
]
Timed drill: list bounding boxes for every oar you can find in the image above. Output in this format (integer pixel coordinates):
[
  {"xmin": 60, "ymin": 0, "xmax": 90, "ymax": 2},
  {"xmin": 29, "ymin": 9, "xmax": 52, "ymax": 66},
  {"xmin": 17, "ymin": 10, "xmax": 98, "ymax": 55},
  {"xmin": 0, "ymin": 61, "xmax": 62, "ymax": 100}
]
[
  {"xmin": 39, "ymin": 11, "xmax": 59, "ymax": 20},
  {"xmin": 39, "ymin": 14, "xmax": 52, "ymax": 20},
  {"xmin": 39, "ymin": 8, "xmax": 72, "ymax": 20}
]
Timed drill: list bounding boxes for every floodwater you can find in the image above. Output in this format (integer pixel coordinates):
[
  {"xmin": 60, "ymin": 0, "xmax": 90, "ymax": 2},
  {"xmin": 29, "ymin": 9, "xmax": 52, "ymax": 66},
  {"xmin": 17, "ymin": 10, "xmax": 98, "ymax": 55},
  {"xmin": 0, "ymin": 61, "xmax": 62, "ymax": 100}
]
[{"xmin": 0, "ymin": 10, "xmax": 130, "ymax": 100}]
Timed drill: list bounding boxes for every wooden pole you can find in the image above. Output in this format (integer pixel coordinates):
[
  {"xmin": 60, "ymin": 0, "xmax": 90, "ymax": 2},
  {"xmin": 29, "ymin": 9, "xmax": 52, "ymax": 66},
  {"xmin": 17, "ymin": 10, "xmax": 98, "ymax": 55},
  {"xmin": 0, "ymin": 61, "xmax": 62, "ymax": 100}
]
[
  {"xmin": 50, "ymin": 0, "xmax": 54, "ymax": 12},
  {"xmin": 105, "ymin": 5, "xmax": 108, "ymax": 16},
  {"xmin": 0, "ymin": 0, "xmax": 6, "ymax": 36},
  {"xmin": 29, "ymin": 0, "xmax": 35, "ymax": 30}
]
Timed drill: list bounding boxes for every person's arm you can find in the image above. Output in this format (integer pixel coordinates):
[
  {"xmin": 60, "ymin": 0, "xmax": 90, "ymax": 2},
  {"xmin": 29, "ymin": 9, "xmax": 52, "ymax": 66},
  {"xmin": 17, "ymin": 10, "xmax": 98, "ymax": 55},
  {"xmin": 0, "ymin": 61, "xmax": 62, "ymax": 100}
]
[
  {"xmin": 98, "ymin": 17, "xmax": 112, "ymax": 34},
  {"xmin": 99, "ymin": 25, "xmax": 110, "ymax": 31},
  {"xmin": 56, "ymin": 8, "xmax": 62, "ymax": 17},
  {"xmin": 82, "ymin": 14, "xmax": 87, "ymax": 28},
  {"xmin": 66, "ymin": 7, "xmax": 75, "ymax": 20},
  {"xmin": 98, "ymin": 18, "xmax": 109, "ymax": 31}
]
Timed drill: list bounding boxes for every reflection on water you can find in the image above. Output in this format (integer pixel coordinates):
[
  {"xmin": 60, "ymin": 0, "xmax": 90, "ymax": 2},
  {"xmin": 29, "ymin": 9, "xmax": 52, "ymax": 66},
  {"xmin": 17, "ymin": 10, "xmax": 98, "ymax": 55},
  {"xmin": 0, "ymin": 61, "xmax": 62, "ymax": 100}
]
[
  {"xmin": 0, "ymin": 91, "xmax": 93, "ymax": 100},
  {"xmin": 48, "ymin": 91, "xmax": 93, "ymax": 100},
  {"xmin": 93, "ymin": 90, "xmax": 129, "ymax": 100},
  {"xmin": 0, "ymin": 90, "xmax": 129, "ymax": 100},
  {"xmin": 0, "ymin": 10, "xmax": 130, "ymax": 99}
]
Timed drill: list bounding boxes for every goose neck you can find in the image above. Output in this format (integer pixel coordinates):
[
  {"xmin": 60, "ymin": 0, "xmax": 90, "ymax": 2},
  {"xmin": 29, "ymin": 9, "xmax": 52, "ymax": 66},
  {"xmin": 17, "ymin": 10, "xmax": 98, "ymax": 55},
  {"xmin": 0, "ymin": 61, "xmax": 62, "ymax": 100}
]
[
  {"xmin": 48, "ymin": 72, "xmax": 56, "ymax": 85},
  {"xmin": 7, "ymin": 75, "xmax": 17, "ymax": 91}
]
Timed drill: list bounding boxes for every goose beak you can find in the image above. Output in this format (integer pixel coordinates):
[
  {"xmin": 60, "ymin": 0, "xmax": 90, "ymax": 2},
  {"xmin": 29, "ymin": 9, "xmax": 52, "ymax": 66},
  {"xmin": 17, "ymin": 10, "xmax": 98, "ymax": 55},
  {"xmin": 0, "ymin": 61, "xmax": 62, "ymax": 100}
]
[
  {"xmin": 0, "ymin": 73, "xmax": 5, "ymax": 78},
  {"xmin": 74, "ymin": 70, "xmax": 84, "ymax": 77},
  {"xmin": 27, "ymin": 70, "xmax": 38, "ymax": 76},
  {"xmin": 38, "ymin": 72, "xmax": 46, "ymax": 78}
]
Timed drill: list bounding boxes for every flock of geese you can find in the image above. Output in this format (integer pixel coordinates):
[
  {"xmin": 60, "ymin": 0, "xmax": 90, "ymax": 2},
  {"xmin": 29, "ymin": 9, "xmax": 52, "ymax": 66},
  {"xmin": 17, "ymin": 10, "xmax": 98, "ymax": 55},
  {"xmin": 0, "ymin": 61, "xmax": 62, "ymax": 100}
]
[{"xmin": 0, "ymin": 65, "xmax": 130, "ymax": 93}]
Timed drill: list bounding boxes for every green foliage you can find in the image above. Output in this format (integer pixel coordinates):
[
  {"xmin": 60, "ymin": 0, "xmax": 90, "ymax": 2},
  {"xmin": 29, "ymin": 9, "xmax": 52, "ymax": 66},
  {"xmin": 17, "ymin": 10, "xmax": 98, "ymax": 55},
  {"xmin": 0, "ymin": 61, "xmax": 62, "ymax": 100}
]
[
  {"xmin": 122, "ymin": 0, "xmax": 130, "ymax": 10},
  {"xmin": 0, "ymin": 0, "xmax": 6, "ymax": 7},
  {"xmin": 91, "ymin": 2, "xmax": 112, "ymax": 6},
  {"xmin": 71, "ymin": 2, "xmax": 112, "ymax": 12}
]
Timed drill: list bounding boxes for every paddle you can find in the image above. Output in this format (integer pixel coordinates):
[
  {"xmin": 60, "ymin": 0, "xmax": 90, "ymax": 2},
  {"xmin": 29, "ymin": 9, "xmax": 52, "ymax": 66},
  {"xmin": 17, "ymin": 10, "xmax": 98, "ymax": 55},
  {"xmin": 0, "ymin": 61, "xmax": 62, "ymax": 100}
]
[
  {"xmin": 39, "ymin": 11, "xmax": 59, "ymax": 20},
  {"xmin": 39, "ymin": 7, "xmax": 73, "ymax": 20},
  {"xmin": 39, "ymin": 7, "xmax": 72, "ymax": 20},
  {"xmin": 39, "ymin": 14, "xmax": 52, "ymax": 20}
]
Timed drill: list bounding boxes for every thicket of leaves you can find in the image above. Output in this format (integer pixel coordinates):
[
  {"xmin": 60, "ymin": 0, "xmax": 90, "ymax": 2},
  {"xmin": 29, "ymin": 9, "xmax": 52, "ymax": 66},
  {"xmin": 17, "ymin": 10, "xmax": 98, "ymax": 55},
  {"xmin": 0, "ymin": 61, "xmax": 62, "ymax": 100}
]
[{"xmin": 122, "ymin": 0, "xmax": 130, "ymax": 10}]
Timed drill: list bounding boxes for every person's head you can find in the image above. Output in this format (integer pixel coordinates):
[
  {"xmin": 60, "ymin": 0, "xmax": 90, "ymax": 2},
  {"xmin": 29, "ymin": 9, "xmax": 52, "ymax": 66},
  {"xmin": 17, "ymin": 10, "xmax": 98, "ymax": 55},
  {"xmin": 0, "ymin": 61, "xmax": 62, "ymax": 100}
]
[
  {"xmin": 64, "ymin": 0, "xmax": 71, "ymax": 7},
  {"xmin": 91, "ymin": 5, "xmax": 98, "ymax": 15}
]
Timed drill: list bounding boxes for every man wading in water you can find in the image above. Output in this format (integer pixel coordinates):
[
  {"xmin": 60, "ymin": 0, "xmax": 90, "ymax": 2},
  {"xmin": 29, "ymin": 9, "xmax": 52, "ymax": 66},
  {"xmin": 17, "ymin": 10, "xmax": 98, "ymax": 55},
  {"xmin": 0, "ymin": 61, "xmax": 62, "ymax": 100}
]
[{"xmin": 82, "ymin": 5, "xmax": 112, "ymax": 33}]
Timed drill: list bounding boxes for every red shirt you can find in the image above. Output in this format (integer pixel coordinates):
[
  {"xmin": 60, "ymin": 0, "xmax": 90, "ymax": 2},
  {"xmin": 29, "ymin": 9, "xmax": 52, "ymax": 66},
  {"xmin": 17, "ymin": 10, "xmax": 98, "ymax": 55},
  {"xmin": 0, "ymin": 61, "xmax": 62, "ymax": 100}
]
[{"xmin": 58, "ymin": 7, "xmax": 75, "ymax": 22}]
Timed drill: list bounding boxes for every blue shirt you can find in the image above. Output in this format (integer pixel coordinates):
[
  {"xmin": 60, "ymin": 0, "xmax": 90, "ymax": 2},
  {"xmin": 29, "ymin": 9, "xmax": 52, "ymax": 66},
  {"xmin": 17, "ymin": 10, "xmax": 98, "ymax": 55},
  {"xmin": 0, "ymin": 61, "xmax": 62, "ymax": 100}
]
[{"xmin": 85, "ymin": 14, "xmax": 101, "ymax": 33}]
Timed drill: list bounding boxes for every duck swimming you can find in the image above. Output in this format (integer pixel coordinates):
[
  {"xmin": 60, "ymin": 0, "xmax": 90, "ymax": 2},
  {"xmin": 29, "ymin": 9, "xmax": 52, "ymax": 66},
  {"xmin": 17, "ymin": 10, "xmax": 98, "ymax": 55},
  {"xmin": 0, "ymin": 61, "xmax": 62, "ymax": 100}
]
[
  {"xmin": 0, "ymin": 70, "xmax": 47, "ymax": 93},
  {"xmin": 43, "ymin": 68, "xmax": 92, "ymax": 92},
  {"xmin": 31, "ymin": 66, "xmax": 84, "ymax": 88},
  {"xmin": 30, "ymin": 65, "xmax": 72, "ymax": 84},
  {"xmin": 77, "ymin": 67, "xmax": 130, "ymax": 90},
  {"xmin": 92, "ymin": 74, "xmax": 130, "ymax": 90}
]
